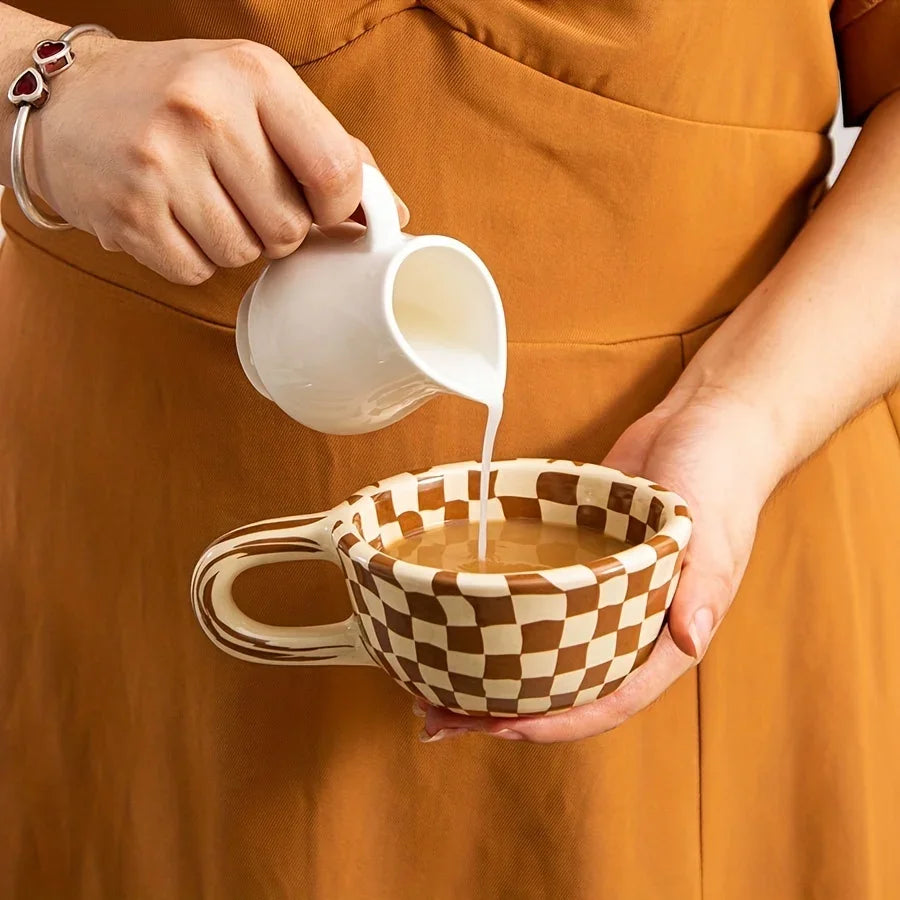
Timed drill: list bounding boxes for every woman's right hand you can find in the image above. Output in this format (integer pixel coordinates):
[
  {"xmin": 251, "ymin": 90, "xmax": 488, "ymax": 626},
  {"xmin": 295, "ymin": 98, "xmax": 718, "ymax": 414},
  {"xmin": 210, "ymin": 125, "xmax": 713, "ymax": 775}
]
[{"xmin": 23, "ymin": 34, "xmax": 408, "ymax": 283}]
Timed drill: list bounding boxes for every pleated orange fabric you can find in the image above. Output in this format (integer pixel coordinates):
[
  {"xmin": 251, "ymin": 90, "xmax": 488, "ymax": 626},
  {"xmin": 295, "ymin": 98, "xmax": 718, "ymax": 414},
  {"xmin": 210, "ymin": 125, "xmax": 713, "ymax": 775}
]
[{"xmin": 1, "ymin": 2, "xmax": 899, "ymax": 898}]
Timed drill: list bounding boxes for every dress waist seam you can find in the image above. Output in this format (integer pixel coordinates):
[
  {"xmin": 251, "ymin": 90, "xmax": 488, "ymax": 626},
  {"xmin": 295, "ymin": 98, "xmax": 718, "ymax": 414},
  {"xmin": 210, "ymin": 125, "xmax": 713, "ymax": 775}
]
[{"xmin": 1, "ymin": 221, "xmax": 733, "ymax": 347}]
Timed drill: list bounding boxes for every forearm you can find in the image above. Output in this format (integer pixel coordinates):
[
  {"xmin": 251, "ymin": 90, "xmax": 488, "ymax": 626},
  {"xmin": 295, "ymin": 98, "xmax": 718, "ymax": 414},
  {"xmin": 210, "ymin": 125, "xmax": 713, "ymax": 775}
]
[
  {"xmin": 0, "ymin": 3, "xmax": 67, "ymax": 186},
  {"xmin": 685, "ymin": 90, "xmax": 900, "ymax": 493}
]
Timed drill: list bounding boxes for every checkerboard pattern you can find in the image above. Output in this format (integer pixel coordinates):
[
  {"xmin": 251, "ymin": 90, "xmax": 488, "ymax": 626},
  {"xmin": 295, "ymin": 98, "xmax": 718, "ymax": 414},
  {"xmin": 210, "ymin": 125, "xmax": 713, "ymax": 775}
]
[{"xmin": 332, "ymin": 458, "xmax": 692, "ymax": 717}]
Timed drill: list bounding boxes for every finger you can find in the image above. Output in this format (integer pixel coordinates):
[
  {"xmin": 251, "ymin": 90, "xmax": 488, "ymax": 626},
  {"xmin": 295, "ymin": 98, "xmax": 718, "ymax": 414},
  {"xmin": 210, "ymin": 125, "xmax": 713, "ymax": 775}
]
[
  {"xmin": 254, "ymin": 61, "xmax": 362, "ymax": 227},
  {"xmin": 115, "ymin": 213, "xmax": 217, "ymax": 285},
  {"xmin": 600, "ymin": 407, "xmax": 670, "ymax": 475},
  {"xmin": 665, "ymin": 534, "xmax": 740, "ymax": 660},
  {"xmin": 313, "ymin": 143, "xmax": 411, "ymax": 236},
  {"xmin": 420, "ymin": 626, "xmax": 695, "ymax": 744},
  {"xmin": 170, "ymin": 164, "xmax": 263, "ymax": 268},
  {"xmin": 210, "ymin": 129, "xmax": 313, "ymax": 259},
  {"xmin": 350, "ymin": 138, "xmax": 410, "ymax": 228},
  {"xmin": 254, "ymin": 50, "xmax": 410, "ymax": 228},
  {"xmin": 601, "ymin": 423, "xmax": 653, "ymax": 476}
]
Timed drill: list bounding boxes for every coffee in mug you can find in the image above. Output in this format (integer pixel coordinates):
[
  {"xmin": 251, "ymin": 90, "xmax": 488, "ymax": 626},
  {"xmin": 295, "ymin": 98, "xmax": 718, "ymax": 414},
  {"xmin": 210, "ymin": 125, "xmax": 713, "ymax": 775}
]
[{"xmin": 386, "ymin": 520, "xmax": 633, "ymax": 574}]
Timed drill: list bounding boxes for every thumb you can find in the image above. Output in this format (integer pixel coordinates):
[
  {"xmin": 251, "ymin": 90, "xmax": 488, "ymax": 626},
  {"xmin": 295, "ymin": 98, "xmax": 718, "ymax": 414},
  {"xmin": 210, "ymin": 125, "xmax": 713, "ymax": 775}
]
[
  {"xmin": 601, "ymin": 407, "xmax": 671, "ymax": 475},
  {"xmin": 666, "ymin": 544, "xmax": 735, "ymax": 660}
]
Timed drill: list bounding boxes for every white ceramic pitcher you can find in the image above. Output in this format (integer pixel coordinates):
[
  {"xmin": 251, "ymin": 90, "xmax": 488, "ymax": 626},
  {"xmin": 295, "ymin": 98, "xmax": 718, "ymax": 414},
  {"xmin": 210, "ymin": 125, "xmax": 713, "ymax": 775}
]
[{"xmin": 235, "ymin": 164, "xmax": 506, "ymax": 434}]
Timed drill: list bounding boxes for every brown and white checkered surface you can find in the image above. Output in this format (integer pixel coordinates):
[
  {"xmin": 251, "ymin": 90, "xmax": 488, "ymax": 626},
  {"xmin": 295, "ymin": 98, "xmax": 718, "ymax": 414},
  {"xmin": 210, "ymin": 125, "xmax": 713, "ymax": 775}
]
[
  {"xmin": 193, "ymin": 458, "xmax": 691, "ymax": 717},
  {"xmin": 334, "ymin": 458, "xmax": 691, "ymax": 717}
]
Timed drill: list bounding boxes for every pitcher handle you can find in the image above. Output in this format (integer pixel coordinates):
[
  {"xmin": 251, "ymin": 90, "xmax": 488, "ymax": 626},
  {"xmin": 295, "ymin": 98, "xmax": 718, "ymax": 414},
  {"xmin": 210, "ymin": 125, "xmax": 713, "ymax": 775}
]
[
  {"xmin": 190, "ymin": 514, "xmax": 378, "ymax": 666},
  {"xmin": 360, "ymin": 162, "xmax": 403, "ymax": 253}
]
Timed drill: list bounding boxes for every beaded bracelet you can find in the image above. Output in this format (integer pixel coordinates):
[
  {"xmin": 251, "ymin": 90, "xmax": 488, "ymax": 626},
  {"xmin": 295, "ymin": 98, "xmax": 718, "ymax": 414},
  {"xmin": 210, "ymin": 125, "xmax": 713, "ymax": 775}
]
[{"xmin": 6, "ymin": 23, "xmax": 114, "ymax": 230}]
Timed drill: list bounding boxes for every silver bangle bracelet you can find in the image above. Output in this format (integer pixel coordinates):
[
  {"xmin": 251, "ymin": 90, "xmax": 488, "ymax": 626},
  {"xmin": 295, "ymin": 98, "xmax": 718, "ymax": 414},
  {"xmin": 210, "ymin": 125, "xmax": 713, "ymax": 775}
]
[{"xmin": 6, "ymin": 23, "xmax": 115, "ymax": 231}]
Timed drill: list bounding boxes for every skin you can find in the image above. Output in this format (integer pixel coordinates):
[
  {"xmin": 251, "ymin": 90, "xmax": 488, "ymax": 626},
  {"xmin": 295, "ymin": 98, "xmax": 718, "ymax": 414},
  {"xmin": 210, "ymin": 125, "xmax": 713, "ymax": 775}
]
[
  {"xmin": 419, "ymin": 89, "xmax": 900, "ymax": 742},
  {"xmin": 1, "ymin": 7, "xmax": 898, "ymax": 745},
  {"xmin": 0, "ymin": 5, "xmax": 409, "ymax": 282}
]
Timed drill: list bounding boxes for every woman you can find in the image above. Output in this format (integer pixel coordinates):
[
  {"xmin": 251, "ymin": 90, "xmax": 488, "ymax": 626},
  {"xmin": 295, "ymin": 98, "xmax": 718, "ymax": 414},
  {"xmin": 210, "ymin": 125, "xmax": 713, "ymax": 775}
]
[{"xmin": 1, "ymin": 1, "xmax": 898, "ymax": 897}]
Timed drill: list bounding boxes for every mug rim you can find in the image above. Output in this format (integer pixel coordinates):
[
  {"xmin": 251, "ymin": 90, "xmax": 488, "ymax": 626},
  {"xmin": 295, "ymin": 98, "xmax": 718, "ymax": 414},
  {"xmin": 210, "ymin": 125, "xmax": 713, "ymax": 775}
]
[{"xmin": 332, "ymin": 457, "xmax": 692, "ymax": 589}]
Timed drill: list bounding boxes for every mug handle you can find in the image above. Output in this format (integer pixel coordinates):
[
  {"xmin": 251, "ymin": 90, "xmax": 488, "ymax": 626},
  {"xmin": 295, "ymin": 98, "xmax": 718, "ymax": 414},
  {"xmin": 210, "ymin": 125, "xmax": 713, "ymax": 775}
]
[
  {"xmin": 360, "ymin": 162, "xmax": 403, "ymax": 253},
  {"xmin": 190, "ymin": 514, "xmax": 378, "ymax": 667}
]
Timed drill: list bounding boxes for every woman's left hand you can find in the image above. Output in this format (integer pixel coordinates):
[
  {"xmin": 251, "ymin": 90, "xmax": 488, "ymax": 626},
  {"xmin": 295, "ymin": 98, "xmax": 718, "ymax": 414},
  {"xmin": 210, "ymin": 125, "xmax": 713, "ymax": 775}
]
[
  {"xmin": 417, "ymin": 380, "xmax": 782, "ymax": 743},
  {"xmin": 422, "ymin": 87, "xmax": 900, "ymax": 743}
]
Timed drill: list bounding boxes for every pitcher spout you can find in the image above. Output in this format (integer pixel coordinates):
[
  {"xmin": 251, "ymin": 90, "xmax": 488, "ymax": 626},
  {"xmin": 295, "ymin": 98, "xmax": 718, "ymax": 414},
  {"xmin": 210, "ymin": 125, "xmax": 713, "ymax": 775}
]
[{"xmin": 385, "ymin": 236, "xmax": 507, "ymax": 405}]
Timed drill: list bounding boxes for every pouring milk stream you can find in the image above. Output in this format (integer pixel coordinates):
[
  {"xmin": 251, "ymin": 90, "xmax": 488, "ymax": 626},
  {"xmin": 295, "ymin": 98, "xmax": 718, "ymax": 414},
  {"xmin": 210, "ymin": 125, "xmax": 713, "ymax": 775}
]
[{"xmin": 236, "ymin": 163, "xmax": 506, "ymax": 560}]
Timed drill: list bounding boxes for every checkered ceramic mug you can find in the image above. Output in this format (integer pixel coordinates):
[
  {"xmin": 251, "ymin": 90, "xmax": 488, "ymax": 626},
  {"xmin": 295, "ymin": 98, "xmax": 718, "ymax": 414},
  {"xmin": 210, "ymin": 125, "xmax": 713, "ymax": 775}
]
[{"xmin": 191, "ymin": 458, "xmax": 692, "ymax": 717}]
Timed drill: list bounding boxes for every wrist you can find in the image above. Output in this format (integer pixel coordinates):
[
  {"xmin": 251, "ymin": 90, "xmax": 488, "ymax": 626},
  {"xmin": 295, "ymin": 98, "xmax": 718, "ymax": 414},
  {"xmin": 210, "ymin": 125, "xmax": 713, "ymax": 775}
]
[
  {"xmin": 678, "ymin": 378, "xmax": 792, "ymax": 506},
  {"xmin": 1, "ymin": 10, "xmax": 69, "ymax": 186},
  {"xmin": 17, "ymin": 29, "xmax": 119, "ymax": 205},
  {"xmin": 671, "ymin": 298, "xmax": 805, "ymax": 500}
]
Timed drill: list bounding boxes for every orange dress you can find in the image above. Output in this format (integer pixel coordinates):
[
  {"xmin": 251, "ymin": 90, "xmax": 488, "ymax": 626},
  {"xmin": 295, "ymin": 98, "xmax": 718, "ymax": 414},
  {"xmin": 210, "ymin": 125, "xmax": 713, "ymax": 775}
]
[{"xmin": 2, "ymin": 2, "xmax": 899, "ymax": 897}]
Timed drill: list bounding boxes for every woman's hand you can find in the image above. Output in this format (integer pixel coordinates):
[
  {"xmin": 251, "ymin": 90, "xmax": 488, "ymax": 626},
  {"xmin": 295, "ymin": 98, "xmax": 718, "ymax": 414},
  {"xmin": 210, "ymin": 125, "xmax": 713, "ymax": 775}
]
[
  {"xmin": 420, "ymin": 90, "xmax": 900, "ymax": 743},
  {"xmin": 22, "ymin": 33, "xmax": 408, "ymax": 283},
  {"xmin": 417, "ymin": 380, "xmax": 783, "ymax": 743}
]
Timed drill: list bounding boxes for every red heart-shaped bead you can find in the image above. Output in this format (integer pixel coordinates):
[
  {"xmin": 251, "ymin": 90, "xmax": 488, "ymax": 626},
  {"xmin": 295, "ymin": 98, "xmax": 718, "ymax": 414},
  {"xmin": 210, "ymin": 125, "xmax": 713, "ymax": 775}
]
[
  {"xmin": 35, "ymin": 40, "xmax": 66, "ymax": 60},
  {"xmin": 12, "ymin": 70, "xmax": 38, "ymax": 97}
]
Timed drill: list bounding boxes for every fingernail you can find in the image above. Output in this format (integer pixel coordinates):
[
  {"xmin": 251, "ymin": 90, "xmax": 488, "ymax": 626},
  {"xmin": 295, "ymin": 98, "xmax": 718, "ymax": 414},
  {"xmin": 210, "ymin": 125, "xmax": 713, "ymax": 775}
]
[
  {"xmin": 688, "ymin": 607, "xmax": 715, "ymax": 659},
  {"xmin": 494, "ymin": 729, "xmax": 525, "ymax": 741},
  {"xmin": 419, "ymin": 727, "xmax": 467, "ymax": 743},
  {"xmin": 411, "ymin": 700, "xmax": 427, "ymax": 718}
]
